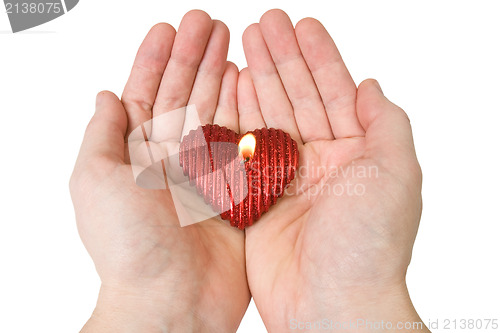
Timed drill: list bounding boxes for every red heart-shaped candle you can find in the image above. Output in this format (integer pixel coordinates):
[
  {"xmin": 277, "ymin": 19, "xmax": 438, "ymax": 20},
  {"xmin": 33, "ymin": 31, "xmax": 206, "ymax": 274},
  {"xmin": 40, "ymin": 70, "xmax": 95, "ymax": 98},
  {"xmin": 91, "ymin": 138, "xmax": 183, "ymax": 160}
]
[{"xmin": 179, "ymin": 124, "xmax": 299, "ymax": 229}]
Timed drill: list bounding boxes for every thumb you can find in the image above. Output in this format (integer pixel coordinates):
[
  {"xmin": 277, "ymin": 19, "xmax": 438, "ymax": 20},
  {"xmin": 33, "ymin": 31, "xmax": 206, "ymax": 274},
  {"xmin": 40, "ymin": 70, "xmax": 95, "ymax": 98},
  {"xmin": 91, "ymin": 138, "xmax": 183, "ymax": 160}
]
[
  {"xmin": 356, "ymin": 79, "xmax": 420, "ymax": 178},
  {"xmin": 78, "ymin": 91, "xmax": 128, "ymax": 165}
]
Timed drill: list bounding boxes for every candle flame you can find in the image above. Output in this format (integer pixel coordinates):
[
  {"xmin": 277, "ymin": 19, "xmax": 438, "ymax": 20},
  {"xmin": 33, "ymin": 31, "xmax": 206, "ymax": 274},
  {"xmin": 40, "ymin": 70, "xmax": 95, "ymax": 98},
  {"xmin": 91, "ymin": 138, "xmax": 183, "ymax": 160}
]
[{"xmin": 238, "ymin": 133, "xmax": 256, "ymax": 162}]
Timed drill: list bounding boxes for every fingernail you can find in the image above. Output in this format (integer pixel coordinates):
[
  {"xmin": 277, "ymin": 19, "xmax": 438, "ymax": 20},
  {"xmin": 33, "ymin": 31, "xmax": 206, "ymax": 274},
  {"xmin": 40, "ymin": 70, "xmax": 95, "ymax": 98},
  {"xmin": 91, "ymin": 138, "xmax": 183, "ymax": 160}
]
[
  {"xmin": 95, "ymin": 91, "xmax": 106, "ymax": 110},
  {"xmin": 95, "ymin": 93, "xmax": 101, "ymax": 108},
  {"xmin": 373, "ymin": 80, "xmax": 383, "ymax": 94}
]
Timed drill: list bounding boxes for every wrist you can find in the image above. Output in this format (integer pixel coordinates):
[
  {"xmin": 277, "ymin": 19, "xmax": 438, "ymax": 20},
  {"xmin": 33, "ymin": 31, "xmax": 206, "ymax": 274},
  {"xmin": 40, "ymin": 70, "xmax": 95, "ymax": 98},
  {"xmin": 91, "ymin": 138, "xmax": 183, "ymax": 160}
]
[
  {"xmin": 300, "ymin": 283, "xmax": 430, "ymax": 332},
  {"xmin": 326, "ymin": 282, "xmax": 429, "ymax": 332},
  {"xmin": 81, "ymin": 284, "xmax": 205, "ymax": 333}
]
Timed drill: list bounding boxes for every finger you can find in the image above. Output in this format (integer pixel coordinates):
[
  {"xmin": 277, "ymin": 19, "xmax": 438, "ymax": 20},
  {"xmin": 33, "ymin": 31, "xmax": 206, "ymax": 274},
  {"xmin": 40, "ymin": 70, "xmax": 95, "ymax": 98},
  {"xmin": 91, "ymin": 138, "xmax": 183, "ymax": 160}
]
[
  {"xmin": 151, "ymin": 10, "xmax": 213, "ymax": 140},
  {"xmin": 237, "ymin": 68, "xmax": 266, "ymax": 133},
  {"xmin": 78, "ymin": 91, "xmax": 127, "ymax": 165},
  {"xmin": 242, "ymin": 23, "xmax": 302, "ymax": 143},
  {"xmin": 121, "ymin": 23, "xmax": 176, "ymax": 137},
  {"xmin": 213, "ymin": 62, "xmax": 239, "ymax": 132},
  {"xmin": 259, "ymin": 9, "xmax": 333, "ymax": 142},
  {"xmin": 357, "ymin": 79, "xmax": 420, "ymax": 177},
  {"xmin": 182, "ymin": 20, "xmax": 230, "ymax": 137},
  {"xmin": 295, "ymin": 18, "xmax": 365, "ymax": 139}
]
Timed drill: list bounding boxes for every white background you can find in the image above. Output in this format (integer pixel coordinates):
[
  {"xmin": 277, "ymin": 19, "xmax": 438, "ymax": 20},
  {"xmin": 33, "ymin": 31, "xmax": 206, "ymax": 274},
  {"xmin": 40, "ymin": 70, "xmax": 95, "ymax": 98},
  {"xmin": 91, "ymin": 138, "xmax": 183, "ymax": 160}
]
[{"xmin": 1, "ymin": 0, "xmax": 499, "ymax": 332}]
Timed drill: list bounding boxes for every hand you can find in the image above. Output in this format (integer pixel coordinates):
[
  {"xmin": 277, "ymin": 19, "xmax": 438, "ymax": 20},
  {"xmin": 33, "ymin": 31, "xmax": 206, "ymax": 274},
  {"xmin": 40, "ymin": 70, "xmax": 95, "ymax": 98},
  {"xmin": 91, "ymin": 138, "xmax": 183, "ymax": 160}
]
[
  {"xmin": 240, "ymin": 10, "xmax": 429, "ymax": 332},
  {"xmin": 70, "ymin": 11, "xmax": 249, "ymax": 332}
]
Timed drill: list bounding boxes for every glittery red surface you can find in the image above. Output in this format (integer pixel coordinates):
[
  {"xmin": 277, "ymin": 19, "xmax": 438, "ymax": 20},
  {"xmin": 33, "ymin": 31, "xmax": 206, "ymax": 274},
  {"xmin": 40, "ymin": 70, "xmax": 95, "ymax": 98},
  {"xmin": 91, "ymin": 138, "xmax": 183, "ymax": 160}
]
[{"xmin": 179, "ymin": 124, "xmax": 299, "ymax": 229}]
